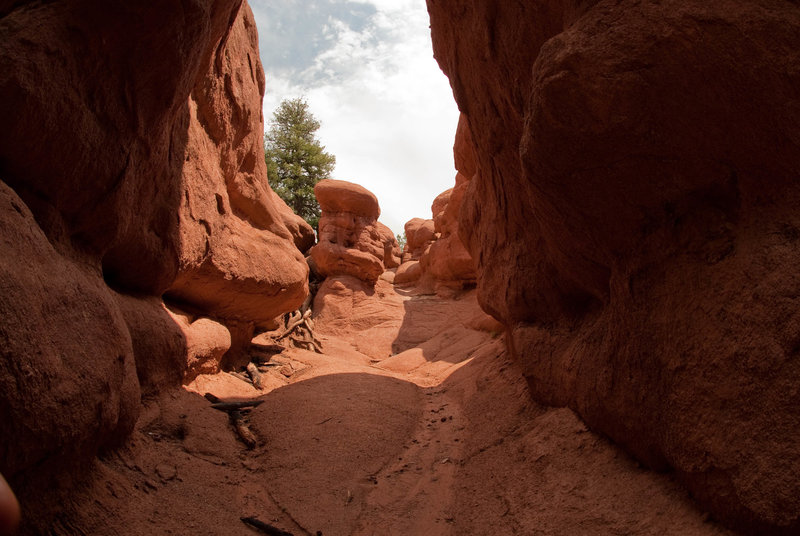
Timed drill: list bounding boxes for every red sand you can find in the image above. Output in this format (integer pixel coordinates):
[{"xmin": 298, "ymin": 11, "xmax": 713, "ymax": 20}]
[{"xmin": 50, "ymin": 287, "xmax": 732, "ymax": 536}]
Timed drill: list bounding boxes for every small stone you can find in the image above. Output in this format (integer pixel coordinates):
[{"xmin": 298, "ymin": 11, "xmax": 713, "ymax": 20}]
[{"xmin": 155, "ymin": 463, "xmax": 177, "ymax": 481}]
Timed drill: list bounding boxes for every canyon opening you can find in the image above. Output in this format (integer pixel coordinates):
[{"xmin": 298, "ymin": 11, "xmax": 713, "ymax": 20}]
[{"xmin": 1, "ymin": 1, "xmax": 800, "ymax": 535}]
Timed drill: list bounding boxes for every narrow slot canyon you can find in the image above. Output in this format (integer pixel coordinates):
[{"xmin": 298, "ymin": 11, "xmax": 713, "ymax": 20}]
[{"xmin": 1, "ymin": 1, "xmax": 800, "ymax": 536}]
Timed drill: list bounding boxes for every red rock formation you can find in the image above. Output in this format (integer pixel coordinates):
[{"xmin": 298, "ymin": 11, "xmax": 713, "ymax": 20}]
[
  {"xmin": 313, "ymin": 276, "xmax": 406, "ymax": 359},
  {"xmin": 166, "ymin": 4, "xmax": 310, "ymax": 333},
  {"xmin": 310, "ymin": 179, "xmax": 399, "ymax": 284},
  {"xmin": 420, "ymin": 116, "xmax": 477, "ymax": 290},
  {"xmin": 0, "ymin": 181, "xmax": 141, "ymax": 481},
  {"xmin": 0, "ymin": 0, "xmax": 244, "ymax": 491},
  {"xmin": 166, "ymin": 306, "xmax": 232, "ymax": 382},
  {"xmin": 0, "ymin": 1, "xmax": 310, "ymax": 527},
  {"xmin": 421, "ymin": 178, "xmax": 475, "ymax": 288},
  {"xmin": 402, "ymin": 217, "xmax": 436, "ymax": 262},
  {"xmin": 377, "ymin": 222, "xmax": 402, "ymax": 269},
  {"xmin": 395, "ymin": 218, "xmax": 436, "ymax": 284},
  {"xmin": 428, "ymin": 0, "xmax": 800, "ymax": 532}
]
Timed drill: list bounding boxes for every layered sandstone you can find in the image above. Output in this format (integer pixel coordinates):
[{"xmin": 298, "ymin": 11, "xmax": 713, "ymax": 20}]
[
  {"xmin": 310, "ymin": 179, "xmax": 399, "ymax": 284},
  {"xmin": 0, "ymin": 1, "xmax": 309, "ymax": 526},
  {"xmin": 428, "ymin": 0, "xmax": 800, "ymax": 532}
]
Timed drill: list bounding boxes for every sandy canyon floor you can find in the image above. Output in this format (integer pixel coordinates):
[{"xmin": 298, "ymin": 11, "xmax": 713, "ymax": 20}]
[{"xmin": 50, "ymin": 282, "xmax": 735, "ymax": 536}]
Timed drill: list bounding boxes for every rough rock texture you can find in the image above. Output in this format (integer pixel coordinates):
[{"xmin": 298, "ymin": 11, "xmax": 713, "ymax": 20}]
[
  {"xmin": 394, "ymin": 260, "xmax": 424, "ymax": 285},
  {"xmin": 313, "ymin": 276, "xmax": 407, "ymax": 360},
  {"xmin": 0, "ymin": 0, "xmax": 246, "ymax": 295},
  {"xmin": 0, "ymin": 1, "xmax": 311, "ymax": 530},
  {"xmin": 272, "ymin": 190, "xmax": 317, "ymax": 254},
  {"xmin": 310, "ymin": 179, "xmax": 399, "ymax": 283},
  {"xmin": 166, "ymin": 4, "xmax": 309, "ymax": 330},
  {"xmin": 114, "ymin": 294, "xmax": 187, "ymax": 396},
  {"xmin": 165, "ymin": 306, "xmax": 232, "ymax": 382},
  {"xmin": 0, "ymin": 182, "xmax": 140, "ymax": 481},
  {"xmin": 397, "ymin": 120, "xmax": 477, "ymax": 292},
  {"xmin": 418, "ymin": 118, "xmax": 477, "ymax": 290},
  {"xmin": 0, "ymin": 0, "xmax": 251, "ymax": 493},
  {"xmin": 377, "ymin": 222, "xmax": 402, "ymax": 269},
  {"xmin": 428, "ymin": 0, "xmax": 800, "ymax": 532},
  {"xmin": 402, "ymin": 217, "xmax": 436, "ymax": 262}
]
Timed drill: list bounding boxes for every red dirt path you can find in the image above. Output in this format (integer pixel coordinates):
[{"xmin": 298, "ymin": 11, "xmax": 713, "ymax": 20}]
[{"xmin": 50, "ymin": 286, "xmax": 733, "ymax": 536}]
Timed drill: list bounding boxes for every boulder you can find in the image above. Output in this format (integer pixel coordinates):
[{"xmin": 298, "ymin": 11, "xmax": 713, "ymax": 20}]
[
  {"xmin": 166, "ymin": 3, "xmax": 310, "ymax": 330},
  {"xmin": 165, "ymin": 307, "xmax": 232, "ymax": 382},
  {"xmin": 315, "ymin": 179, "xmax": 380, "ymax": 220},
  {"xmin": 428, "ymin": 0, "xmax": 800, "ymax": 532},
  {"xmin": 402, "ymin": 218, "xmax": 436, "ymax": 262},
  {"xmin": 394, "ymin": 260, "xmax": 423, "ymax": 285},
  {"xmin": 310, "ymin": 179, "xmax": 398, "ymax": 284}
]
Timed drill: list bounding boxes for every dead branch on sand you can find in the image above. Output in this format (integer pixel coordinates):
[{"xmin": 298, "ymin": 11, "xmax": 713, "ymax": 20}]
[
  {"xmin": 240, "ymin": 517, "xmax": 294, "ymax": 536},
  {"xmin": 204, "ymin": 393, "xmax": 259, "ymax": 449}
]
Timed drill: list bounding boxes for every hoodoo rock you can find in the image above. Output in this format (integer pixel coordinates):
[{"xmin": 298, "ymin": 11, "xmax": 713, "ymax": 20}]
[
  {"xmin": 310, "ymin": 179, "xmax": 399, "ymax": 284},
  {"xmin": 394, "ymin": 218, "xmax": 436, "ymax": 285},
  {"xmin": 429, "ymin": 0, "xmax": 800, "ymax": 532},
  {"xmin": 402, "ymin": 217, "xmax": 436, "ymax": 262},
  {"xmin": 165, "ymin": 4, "xmax": 310, "ymax": 333}
]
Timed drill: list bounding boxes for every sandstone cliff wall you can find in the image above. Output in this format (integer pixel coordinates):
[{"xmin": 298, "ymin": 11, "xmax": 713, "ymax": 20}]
[
  {"xmin": 428, "ymin": 0, "xmax": 800, "ymax": 533},
  {"xmin": 0, "ymin": 1, "xmax": 309, "ymax": 522}
]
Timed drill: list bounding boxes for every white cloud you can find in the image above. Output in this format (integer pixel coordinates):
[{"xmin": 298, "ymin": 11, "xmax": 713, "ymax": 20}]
[{"xmin": 252, "ymin": 0, "xmax": 460, "ymax": 236}]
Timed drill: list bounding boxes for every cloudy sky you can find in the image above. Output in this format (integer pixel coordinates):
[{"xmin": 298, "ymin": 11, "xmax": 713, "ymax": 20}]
[{"xmin": 249, "ymin": 0, "xmax": 460, "ymax": 236}]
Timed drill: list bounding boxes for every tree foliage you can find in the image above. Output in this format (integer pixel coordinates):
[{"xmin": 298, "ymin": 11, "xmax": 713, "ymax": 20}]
[{"xmin": 265, "ymin": 98, "xmax": 336, "ymax": 230}]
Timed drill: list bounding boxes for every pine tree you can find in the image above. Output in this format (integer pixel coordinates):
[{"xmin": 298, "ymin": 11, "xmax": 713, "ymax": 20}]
[{"xmin": 264, "ymin": 98, "xmax": 336, "ymax": 230}]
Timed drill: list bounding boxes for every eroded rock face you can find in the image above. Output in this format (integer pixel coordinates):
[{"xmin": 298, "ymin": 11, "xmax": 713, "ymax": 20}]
[
  {"xmin": 313, "ymin": 275, "xmax": 406, "ymax": 359},
  {"xmin": 0, "ymin": 182, "xmax": 140, "ymax": 481},
  {"xmin": 166, "ymin": 3, "xmax": 310, "ymax": 331},
  {"xmin": 0, "ymin": 0, "xmax": 309, "ymax": 521},
  {"xmin": 0, "ymin": 0, "xmax": 247, "ymax": 295},
  {"xmin": 310, "ymin": 179, "xmax": 399, "ymax": 284},
  {"xmin": 428, "ymin": 0, "xmax": 800, "ymax": 532},
  {"xmin": 166, "ymin": 306, "xmax": 232, "ymax": 382},
  {"xmin": 402, "ymin": 218, "xmax": 436, "ymax": 262},
  {"xmin": 419, "ymin": 116, "xmax": 477, "ymax": 290},
  {"xmin": 0, "ymin": 0, "xmax": 248, "ymax": 492}
]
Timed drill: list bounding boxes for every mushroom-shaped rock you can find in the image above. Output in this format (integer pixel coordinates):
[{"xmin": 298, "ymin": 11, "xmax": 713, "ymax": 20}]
[
  {"xmin": 315, "ymin": 179, "xmax": 380, "ymax": 220},
  {"xmin": 310, "ymin": 179, "xmax": 395, "ymax": 284}
]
